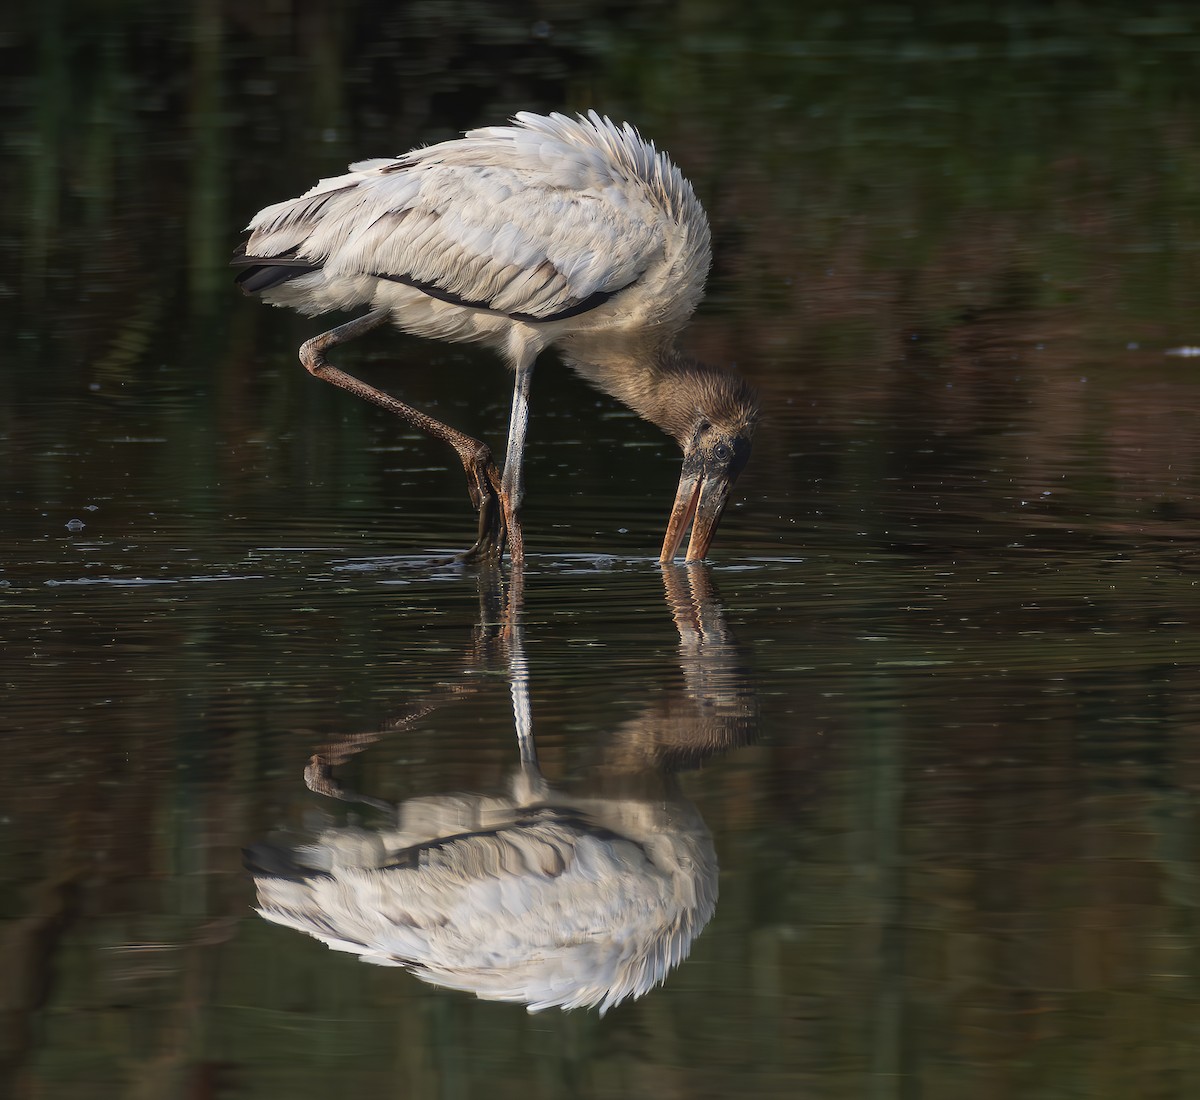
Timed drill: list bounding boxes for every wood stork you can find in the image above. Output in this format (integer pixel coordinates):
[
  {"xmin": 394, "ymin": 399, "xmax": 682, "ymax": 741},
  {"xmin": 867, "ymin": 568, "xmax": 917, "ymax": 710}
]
[{"xmin": 233, "ymin": 110, "xmax": 758, "ymax": 564}]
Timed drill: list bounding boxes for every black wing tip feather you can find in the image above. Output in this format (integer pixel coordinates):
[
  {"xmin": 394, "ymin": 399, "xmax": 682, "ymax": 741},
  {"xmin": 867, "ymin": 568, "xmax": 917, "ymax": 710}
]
[
  {"xmin": 233, "ymin": 263, "xmax": 321, "ymax": 295},
  {"xmin": 231, "ymin": 240, "xmax": 320, "ymax": 295}
]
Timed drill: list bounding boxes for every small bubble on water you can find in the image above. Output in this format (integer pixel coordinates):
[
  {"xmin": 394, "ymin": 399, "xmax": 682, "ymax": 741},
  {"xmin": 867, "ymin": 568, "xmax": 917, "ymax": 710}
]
[{"xmin": 65, "ymin": 518, "xmax": 85, "ymax": 532}]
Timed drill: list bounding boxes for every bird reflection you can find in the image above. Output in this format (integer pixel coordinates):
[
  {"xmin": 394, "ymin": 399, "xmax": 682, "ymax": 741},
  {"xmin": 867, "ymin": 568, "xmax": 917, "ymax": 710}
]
[{"xmin": 246, "ymin": 566, "xmax": 755, "ymax": 1013}]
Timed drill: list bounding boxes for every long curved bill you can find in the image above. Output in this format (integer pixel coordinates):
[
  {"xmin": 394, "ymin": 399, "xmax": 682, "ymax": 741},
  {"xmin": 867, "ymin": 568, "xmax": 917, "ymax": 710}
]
[{"xmin": 659, "ymin": 470, "xmax": 734, "ymax": 564}]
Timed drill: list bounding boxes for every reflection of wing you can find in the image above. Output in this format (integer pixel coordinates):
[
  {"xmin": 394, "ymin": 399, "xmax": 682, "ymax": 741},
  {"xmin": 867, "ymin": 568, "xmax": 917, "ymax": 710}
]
[
  {"xmin": 239, "ymin": 112, "xmax": 695, "ymax": 324},
  {"xmin": 248, "ymin": 783, "xmax": 717, "ymax": 1015}
]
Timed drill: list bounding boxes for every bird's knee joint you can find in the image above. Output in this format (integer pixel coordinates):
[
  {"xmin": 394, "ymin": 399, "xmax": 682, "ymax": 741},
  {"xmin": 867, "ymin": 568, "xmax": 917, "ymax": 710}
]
[
  {"xmin": 298, "ymin": 340, "xmax": 326, "ymax": 375},
  {"xmin": 466, "ymin": 442, "xmax": 493, "ymax": 471}
]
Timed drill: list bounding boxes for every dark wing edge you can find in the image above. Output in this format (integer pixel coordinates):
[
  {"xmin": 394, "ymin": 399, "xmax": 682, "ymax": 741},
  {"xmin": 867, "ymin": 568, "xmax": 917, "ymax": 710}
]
[
  {"xmin": 372, "ymin": 270, "xmax": 637, "ymax": 324},
  {"xmin": 231, "ymin": 241, "xmax": 322, "ymax": 295}
]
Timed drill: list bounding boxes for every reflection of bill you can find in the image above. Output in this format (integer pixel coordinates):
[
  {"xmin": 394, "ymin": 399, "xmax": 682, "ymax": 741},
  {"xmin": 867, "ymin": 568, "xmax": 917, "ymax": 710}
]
[{"xmin": 246, "ymin": 566, "xmax": 755, "ymax": 1013}]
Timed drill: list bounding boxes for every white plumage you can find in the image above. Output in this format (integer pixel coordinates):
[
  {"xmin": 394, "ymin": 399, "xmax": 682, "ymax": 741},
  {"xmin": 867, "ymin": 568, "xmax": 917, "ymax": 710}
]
[
  {"xmin": 249, "ymin": 779, "xmax": 718, "ymax": 1015},
  {"xmin": 235, "ymin": 111, "xmax": 757, "ymax": 563},
  {"xmin": 244, "ymin": 111, "xmax": 707, "ymax": 331}
]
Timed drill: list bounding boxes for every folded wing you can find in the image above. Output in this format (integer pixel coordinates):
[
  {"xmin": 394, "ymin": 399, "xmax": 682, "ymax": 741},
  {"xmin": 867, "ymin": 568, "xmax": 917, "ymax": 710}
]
[{"xmin": 235, "ymin": 121, "xmax": 665, "ymax": 323}]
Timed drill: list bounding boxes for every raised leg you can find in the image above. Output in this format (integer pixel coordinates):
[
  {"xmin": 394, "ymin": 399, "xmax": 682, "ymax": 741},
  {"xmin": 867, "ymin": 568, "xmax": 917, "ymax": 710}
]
[
  {"xmin": 499, "ymin": 359, "xmax": 534, "ymax": 566},
  {"xmin": 299, "ymin": 310, "xmax": 505, "ymax": 560}
]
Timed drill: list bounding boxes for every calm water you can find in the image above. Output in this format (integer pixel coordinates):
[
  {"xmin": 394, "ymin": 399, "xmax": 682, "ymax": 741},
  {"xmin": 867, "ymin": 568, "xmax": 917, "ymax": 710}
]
[{"xmin": 5, "ymin": 4, "xmax": 1200, "ymax": 1098}]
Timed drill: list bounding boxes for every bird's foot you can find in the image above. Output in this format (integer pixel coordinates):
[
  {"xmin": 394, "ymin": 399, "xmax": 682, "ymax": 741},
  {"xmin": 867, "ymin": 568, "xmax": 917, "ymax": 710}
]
[
  {"xmin": 458, "ymin": 452, "xmax": 506, "ymax": 563},
  {"xmin": 459, "ymin": 500, "xmax": 504, "ymax": 563},
  {"xmin": 453, "ymin": 443, "xmax": 526, "ymax": 567}
]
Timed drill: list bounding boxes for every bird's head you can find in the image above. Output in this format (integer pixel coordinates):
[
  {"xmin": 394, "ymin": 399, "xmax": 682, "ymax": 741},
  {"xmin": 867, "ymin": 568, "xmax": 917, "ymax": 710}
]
[{"xmin": 660, "ymin": 372, "xmax": 759, "ymax": 563}]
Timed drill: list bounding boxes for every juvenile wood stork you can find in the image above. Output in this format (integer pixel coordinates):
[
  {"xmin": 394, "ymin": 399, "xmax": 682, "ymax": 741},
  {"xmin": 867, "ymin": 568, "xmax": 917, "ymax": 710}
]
[{"xmin": 233, "ymin": 110, "xmax": 758, "ymax": 564}]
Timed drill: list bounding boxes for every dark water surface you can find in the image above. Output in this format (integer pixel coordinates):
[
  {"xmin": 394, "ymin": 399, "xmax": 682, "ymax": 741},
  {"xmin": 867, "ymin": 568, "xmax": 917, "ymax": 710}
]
[{"xmin": 5, "ymin": 4, "xmax": 1200, "ymax": 1098}]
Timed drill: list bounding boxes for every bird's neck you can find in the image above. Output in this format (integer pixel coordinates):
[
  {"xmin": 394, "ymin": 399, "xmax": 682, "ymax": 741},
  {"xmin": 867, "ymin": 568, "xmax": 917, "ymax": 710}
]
[{"xmin": 559, "ymin": 338, "xmax": 718, "ymax": 445}]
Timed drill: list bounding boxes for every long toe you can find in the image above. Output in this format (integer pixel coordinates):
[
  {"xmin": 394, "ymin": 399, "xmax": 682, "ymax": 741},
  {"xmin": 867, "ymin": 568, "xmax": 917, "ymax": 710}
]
[{"xmin": 458, "ymin": 485, "xmax": 506, "ymax": 563}]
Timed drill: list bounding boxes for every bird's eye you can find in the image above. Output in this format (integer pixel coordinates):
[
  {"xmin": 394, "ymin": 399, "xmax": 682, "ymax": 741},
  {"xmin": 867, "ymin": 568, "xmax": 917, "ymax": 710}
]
[{"xmin": 713, "ymin": 442, "xmax": 732, "ymax": 463}]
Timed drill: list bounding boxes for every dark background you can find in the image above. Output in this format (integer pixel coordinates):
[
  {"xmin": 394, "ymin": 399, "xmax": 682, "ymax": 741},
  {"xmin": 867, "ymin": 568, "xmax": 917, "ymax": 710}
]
[{"xmin": 4, "ymin": 4, "xmax": 1200, "ymax": 1098}]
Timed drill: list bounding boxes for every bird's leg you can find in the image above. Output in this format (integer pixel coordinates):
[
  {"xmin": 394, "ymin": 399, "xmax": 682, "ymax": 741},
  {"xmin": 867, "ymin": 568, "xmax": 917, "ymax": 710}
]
[
  {"xmin": 499, "ymin": 360, "xmax": 534, "ymax": 566},
  {"xmin": 298, "ymin": 310, "xmax": 505, "ymax": 560}
]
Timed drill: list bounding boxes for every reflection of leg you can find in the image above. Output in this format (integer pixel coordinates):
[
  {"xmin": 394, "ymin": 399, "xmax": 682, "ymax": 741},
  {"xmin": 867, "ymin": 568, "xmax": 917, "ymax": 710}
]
[
  {"xmin": 305, "ymin": 704, "xmax": 439, "ymax": 809},
  {"xmin": 501, "ymin": 562, "xmax": 525, "ymax": 644},
  {"xmin": 471, "ymin": 561, "xmax": 507, "ymax": 651},
  {"xmin": 298, "ymin": 568, "xmax": 542, "ymax": 809},
  {"xmin": 304, "ymin": 755, "xmax": 393, "ymax": 812},
  {"xmin": 509, "ymin": 617, "xmax": 535, "ymax": 771},
  {"xmin": 496, "ymin": 566, "xmax": 544, "ymax": 801},
  {"xmin": 298, "ymin": 310, "xmax": 505, "ymax": 560}
]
